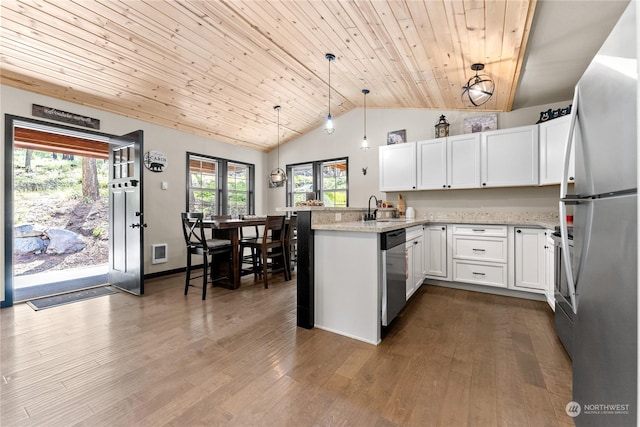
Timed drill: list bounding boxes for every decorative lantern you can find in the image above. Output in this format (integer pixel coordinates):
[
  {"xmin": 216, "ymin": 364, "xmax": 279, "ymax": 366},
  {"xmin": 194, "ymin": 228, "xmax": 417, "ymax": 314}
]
[{"xmin": 435, "ymin": 115, "xmax": 450, "ymax": 138}]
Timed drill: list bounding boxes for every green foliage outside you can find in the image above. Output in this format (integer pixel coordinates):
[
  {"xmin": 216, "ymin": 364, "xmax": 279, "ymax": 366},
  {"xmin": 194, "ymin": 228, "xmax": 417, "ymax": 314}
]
[{"xmin": 14, "ymin": 149, "xmax": 108, "ymax": 197}]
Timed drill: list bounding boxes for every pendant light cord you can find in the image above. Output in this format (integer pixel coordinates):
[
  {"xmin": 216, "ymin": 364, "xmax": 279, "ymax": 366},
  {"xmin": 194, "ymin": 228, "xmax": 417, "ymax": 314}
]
[
  {"xmin": 328, "ymin": 58, "xmax": 331, "ymax": 116},
  {"xmin": 276, "ymin": 105, "xmax": 281, "ymax": 167},
  {"xmin": 363, "ymin": 90, "xmax": 367, "ymax": 138}
]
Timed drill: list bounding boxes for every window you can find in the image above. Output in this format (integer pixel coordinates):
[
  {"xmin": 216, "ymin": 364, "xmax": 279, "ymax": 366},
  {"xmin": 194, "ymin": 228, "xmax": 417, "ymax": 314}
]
[
  {"xmin": 187, "ymin": 153, "xmax": 254, "ymax": 217},
  {"xmin": 289, "ymin": 163, "xmax": 314, "ymax": 206},
  {"xmin": 321, "ymin": 159, "xmax": 348, "ymax": 207},
  {"xmin": 227, "ymin": 162, "xmax": 250, "ymax": 217},
  {"xmin": 286, "ymin": 157, "xmax": 348, "ymax": 207}
]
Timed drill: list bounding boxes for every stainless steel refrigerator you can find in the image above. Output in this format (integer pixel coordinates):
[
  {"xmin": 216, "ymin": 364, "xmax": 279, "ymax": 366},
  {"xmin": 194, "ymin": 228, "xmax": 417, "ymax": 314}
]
[{"xmin": 560, "ymin": 2, "xmax": 637, "ymax": 426}]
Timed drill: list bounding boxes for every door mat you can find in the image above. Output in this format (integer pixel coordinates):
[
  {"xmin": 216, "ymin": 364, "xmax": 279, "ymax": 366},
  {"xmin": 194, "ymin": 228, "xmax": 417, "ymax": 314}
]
[{"xmin": 27, "ymin": 286, "xmax": 118, "ymax": 311}]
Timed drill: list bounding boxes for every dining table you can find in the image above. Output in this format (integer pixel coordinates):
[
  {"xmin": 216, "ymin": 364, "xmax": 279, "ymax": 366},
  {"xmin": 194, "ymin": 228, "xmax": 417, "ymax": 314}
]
[{"xmin": 201, "ymin": 216, "xmax": 290, "ymax": 289}]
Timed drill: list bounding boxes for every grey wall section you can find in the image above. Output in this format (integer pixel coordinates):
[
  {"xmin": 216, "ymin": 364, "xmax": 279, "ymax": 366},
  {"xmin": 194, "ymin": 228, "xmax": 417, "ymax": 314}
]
[
  {"xmin": 267, "ymin": 101, "xmax": 572, "ymax": 213},
  {"xmin": 1, "ymin": 83, "xmax": 570, "ymax": 305},
  {"xmin": 1, "ymin": 85, "xmax": 268, "ymax": 305}
]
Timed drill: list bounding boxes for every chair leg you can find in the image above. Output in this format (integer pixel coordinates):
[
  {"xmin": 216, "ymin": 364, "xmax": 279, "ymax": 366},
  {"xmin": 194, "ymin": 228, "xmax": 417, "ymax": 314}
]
[
  {"xmin": 253, "ymin": 249, "xmax": 261, "ymax": 281},
  {"xmin": 262, "ymin": 249, "xmax": 269, "ymax": 289},
  {"xmin": 185, "ymin": 252, "xmax": 192, "ymax": 295},
  {"xmin": 285, "ymin": 252, "xmax": 291, "ymax": 281},
  {"xmin": 202, "ymin": 253, "xmax": 209, "ymax": 300}
]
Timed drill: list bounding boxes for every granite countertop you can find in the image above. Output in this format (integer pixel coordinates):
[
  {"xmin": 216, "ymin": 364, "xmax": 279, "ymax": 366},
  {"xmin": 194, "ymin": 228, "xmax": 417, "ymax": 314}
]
[{"xmin": 312, "ymin": 211, "xmax": 559, "ymax": 233}]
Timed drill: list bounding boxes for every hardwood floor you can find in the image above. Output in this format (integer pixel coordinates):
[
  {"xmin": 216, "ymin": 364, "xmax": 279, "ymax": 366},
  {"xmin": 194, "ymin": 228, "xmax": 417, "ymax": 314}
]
[{"xmin": 1, "ymin": 272, "xmax": 574, "ymax": 426}]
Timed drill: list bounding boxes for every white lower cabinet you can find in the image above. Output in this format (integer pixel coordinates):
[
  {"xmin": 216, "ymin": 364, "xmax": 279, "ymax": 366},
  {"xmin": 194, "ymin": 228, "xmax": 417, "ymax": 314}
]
[
  {"xmin": 544, "ymin": 230, "xmax": 556, "ymax": 309},
  {"xmin": 513, "ymin": 227, "xmax": 546, "ymax": 293},
  {"xmin": 452, "ymin": 225, "xmax": 508, "ymax": 288},
  {"xmin": 453, "ymin": 260, "xmax": 508, "ymax": 287},
  {"xmin": 423, "ymin": 224, "xmax": 449, "ymax": 279},
  {"xmin": 405, "ymin": 226, "xmax": 424, "ymax": 300}
]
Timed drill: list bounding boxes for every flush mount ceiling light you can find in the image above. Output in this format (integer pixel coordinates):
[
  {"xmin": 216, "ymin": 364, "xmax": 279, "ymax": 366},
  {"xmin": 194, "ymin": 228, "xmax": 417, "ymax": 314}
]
[
  {"xmin": 324, "ymin": 53, "xmax": 336, "ymax": 134},
  {"xmin": 462, "ymin": 63, "xmax": 495, "ymax": 107},
  {"xmin": 269, "ymin": 105, "xmax": 287, "ymax": 185},
  {"xmin": 360, "ymin": 89, "xmax": 370, "ymax": 150}
]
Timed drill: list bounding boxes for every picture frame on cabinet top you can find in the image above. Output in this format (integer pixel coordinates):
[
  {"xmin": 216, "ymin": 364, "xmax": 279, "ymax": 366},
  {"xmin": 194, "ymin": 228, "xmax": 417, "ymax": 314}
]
[
  {"xmin": 464, "ymin": 113, "xmax": 497, "ymax": 134},
  {"xmin": 387, "ymin": 129, "xmax": 406, "ymax": 145}
]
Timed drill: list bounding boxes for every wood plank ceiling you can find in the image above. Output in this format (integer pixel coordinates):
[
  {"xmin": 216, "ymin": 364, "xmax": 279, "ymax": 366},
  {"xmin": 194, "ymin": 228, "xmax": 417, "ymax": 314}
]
[{"xmin": 1, "ymin": 0, "xmax": 536, "ymax": 152}]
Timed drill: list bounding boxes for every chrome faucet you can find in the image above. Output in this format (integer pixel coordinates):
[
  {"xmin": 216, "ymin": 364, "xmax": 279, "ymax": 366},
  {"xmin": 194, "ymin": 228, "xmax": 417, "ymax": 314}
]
[{"xmin": 366, "ymin": 195, "xmax": 379, "ymax": 221}]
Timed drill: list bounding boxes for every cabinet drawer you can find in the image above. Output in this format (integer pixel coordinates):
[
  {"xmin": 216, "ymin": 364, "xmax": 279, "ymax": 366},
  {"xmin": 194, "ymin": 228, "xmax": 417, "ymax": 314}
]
[
  {"xmin": 453, "ymin": 260, "xmax": 508, "ymax": 288},
  {"xmin": 452, "ymin": 224, "xmax": 507, "ymax": 237},
  {"xmin": 453, "ymin": 236, "xmax": 507, "ymax": 263}
]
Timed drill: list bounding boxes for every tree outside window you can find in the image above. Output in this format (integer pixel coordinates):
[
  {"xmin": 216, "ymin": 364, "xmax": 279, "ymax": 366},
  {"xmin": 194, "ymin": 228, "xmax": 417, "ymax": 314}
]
[
  {"xmin": 187, "ymin": 153, "xmax": 254, "ymax": 217},
  {"xmin": 286, "ymin": 158, "xmax": 348, "ymax": 207}
]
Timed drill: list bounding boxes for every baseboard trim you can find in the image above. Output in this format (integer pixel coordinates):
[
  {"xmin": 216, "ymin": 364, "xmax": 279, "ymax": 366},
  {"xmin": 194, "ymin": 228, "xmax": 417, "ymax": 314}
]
[
  {"xmin": 423, "ymin": 279, "xmax": 547, "ymax": 302},
  {"xmin": 144, "ymin": 267, "xmax": 187, "ymax": 280}
]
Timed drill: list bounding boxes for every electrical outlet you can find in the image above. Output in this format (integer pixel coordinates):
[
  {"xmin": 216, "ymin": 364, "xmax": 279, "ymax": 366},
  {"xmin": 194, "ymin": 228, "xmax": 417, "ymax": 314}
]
[{"xmin": 335, "ymin": 213, "xmax": 341, "ymax": 221}]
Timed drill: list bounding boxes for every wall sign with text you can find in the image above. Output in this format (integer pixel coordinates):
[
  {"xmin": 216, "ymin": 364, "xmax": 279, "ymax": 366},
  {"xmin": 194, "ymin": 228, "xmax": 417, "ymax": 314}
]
[
  {"xmin": 143, "ymin": 150, "xmax": 168, "ymax": 173},
  {"xmin": 32, "ymin": 104, "xmax": 100, "ymax": 129}
]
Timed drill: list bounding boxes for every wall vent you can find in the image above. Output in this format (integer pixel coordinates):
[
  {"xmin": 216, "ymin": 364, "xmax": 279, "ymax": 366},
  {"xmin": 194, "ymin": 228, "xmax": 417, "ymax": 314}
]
[{"xmin": 151, "ymin": 243, "xmax": 168, "ymax": 264}]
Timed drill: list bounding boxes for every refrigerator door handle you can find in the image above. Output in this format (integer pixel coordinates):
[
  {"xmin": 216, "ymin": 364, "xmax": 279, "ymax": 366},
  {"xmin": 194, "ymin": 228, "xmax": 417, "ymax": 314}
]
[{"xmin": 559, "ymin": 85, "xmax": 580, "ymax": 312}]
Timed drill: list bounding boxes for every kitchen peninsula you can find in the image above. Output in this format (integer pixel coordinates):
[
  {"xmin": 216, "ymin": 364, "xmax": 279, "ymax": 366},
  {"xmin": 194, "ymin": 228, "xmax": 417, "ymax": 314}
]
[{"xmin": 279, "ymin": 206, "xmax": 559, "ymax": 345}]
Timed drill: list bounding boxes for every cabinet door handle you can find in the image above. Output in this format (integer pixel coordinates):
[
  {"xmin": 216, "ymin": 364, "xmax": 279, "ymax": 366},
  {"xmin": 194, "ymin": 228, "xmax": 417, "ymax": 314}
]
[
  {"xmin": 472, "ymin": 228, "xmax": 485, "ymax": 232},
  {"xmin": 441, "ymin": 227, "xmax": 445, "ymax": 231},
  {"xmin": 472, "ymin": 272, "xmax": 486, "ymax": 276},
  {"xmin": 443, "ymin": 185, "xmax": 446, "ymax": 188},
  {"xmin": 569, "ymin": 176, "xmax": 575, "ymax": 181},
  {"xmin": 482, "ymin": 183, "xmax": 487, "ymax": 186},
  {"xmin": 517, "ymin": 229, "xmax": 522, "ymax": 233},
  {"xmin": 414, "ymin": 241, "xmax": 419, "ymax": 245},
  {"xmin": 472, "ymin": 248, "xmax": 486, "ymax": 252}
]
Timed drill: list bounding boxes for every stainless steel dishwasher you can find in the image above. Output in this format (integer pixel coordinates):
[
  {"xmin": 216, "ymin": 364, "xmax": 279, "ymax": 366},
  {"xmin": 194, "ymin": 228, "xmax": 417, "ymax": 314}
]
[{"xmin": 381, "ymin": 228, "xmax": 406, "ymax": 326}]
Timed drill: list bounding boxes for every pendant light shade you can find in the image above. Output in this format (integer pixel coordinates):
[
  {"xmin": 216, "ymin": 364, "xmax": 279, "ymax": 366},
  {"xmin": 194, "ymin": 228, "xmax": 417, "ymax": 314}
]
[
  {"xmin": 269, "ymin": 105, "xmax": 287, "ymax": 185},
  {"xmin": 360, "ymin": 89, "xmax": 370, "ymax": 150},
  {"xmin": 325, "ymin": 53, "xmax": 336, "ymax": 134},
  {"xmin": 462, "ymin": 63, "xmax": 495, "ymax": 107}
]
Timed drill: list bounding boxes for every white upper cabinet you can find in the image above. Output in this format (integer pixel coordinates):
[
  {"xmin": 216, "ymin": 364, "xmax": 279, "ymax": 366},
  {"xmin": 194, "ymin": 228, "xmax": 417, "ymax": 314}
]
[
  {"xmin": 539, "ymin": 116, "xmax": 576, "ymax": 185},
  {"xmin": 447, "ymin": 133, "xmax": 481, "ymax": 189},
  {"xmin": 416, "ymin": 139, "xmax": 446, "ymax": 189},
  {"xmin": 481, "ymin": 125, "xmax": 539, "ymax": 188},
  {"xmin": 379, "ymin": 141, "xmax": 417, "ymax": 191},
  {"xmin": 417, "ymin": 133, "xmax": 480, "ymax": 190}
]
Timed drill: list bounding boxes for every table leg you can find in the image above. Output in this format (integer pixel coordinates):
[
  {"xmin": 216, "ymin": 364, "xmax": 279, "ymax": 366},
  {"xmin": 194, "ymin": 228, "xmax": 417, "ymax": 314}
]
[{"xmin": 230, "ymin": 229, "xmax": 240, "ymax": 289}]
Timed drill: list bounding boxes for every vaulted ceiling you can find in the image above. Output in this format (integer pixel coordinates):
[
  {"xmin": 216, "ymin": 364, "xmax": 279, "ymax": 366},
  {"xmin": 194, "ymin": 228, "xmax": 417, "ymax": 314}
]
[{"xmin": 0, "ymin": 1, "xmax": 629, "ymax": 152}]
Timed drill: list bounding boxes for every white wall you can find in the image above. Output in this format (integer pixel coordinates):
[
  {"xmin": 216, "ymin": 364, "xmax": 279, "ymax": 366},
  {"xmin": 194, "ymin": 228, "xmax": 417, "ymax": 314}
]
[
  {"xmin": 267, "ymin": 100, "xmax": 572, "ymax": 213},
  {"xmin": 1, "ymin": 82, "xmax": 571, "ymax": 305},
  {"xmin": 1, "ymin": 85, "xmax": 268, "ymax": 304}
]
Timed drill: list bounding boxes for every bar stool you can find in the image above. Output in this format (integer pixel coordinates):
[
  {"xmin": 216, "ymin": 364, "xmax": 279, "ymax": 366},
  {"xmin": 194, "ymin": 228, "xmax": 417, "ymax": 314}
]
[
  {"xmin": 239, "ymin": 215, "xmax": 289, "ymax": 288},
  {"xmin": 181, "ymin": 212, "xmax": 232, "ymax": 300}
]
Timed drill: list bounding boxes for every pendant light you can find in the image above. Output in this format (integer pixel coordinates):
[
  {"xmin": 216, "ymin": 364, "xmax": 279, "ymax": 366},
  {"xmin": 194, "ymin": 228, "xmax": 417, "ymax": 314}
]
[
  {"xmin": 462, "ymin": 63, "xmax": 495, "ymax": 107},
  {"xmin": 269, "ymin": 105, "xmax": 287, "ymax": 185},
  {"xmin": 360, "ymin": 89, "xmax": 370, "ymax": 150},
  {"xmin": 324, "ymin": 53, "xmax": 336, "ymax": 134}
]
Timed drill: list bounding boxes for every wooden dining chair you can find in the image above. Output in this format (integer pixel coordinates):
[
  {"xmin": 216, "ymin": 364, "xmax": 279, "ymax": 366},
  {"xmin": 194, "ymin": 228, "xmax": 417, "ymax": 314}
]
[
  {"xmin": 239, "ymin": 223, "xmax": 261, "ymax": 275},
  {"xmin": 239, "ymin": 215, "xmax": 289, "ymax": 288},
  {"xmin": 181, "ymin": 212, "xmax": 232, "ymax": 299},
  {"xmin": 284, "ymin": 215, "xmax": 297, "ymax": 273}
]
